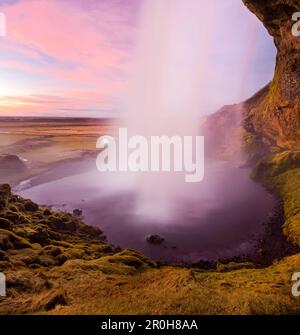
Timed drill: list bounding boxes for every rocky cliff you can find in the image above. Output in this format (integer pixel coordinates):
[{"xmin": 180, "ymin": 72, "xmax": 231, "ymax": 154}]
[
  {"xmin": 201, "ymin": 0, "xmax": 300, "ymax": 247},
  {"xmin": 243, "ymin": 0, "xmax": 300, "ymax": 153}
]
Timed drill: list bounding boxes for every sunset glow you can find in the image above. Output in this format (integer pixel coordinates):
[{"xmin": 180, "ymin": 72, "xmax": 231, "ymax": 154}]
[{"xmin": 0, "ymin": 0, "xmax": 276, "ymax": 117}]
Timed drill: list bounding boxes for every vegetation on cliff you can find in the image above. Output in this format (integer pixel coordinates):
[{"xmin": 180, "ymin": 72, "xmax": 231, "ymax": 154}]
[
  {"xmin": 242, "ymin": 0, "xmax": 300, "ymax": 248},
  {"xmin": 242, "ymin": 0, "xmax": 300, "ymax": 152}
]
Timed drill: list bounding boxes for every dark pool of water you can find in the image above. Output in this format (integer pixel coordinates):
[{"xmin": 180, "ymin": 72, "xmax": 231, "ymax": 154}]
[{"xmin": 17, "ymin": 159, "xmax": 275, "ymax": 262}]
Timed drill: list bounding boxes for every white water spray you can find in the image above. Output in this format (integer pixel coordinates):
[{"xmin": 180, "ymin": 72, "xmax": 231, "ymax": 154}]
[{"xmin": 120, "ymin": 0, "xmax": 216, "ymax": 219}]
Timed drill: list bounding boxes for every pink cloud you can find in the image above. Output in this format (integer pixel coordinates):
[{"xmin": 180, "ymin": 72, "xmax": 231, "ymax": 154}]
[
  {"xmin": 0, "ymin": 0, "xmax": 138, "ymax": 115},
  {"xmin": 0, "ymin": 89, "xmax": 115, "ymax": 116}
]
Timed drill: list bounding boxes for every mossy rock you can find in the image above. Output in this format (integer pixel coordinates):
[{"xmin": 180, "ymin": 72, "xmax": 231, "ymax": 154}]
[
  {"xmin": 0, "ymin": 229, "xmax": 32, "ymax": 250},
  {"xmin": 2, "ymin": 210, "xmax": 21, "ymax": 224},
  {"xmin": 216, "ymin": 261, "xmax": 255, "ymax": 272},
  {"xmin": 101, "ymin": 249, "xmax": 156, "ymax": 270},
  {"xmin": 29, "ymin": 227, "xmax": 51, "ymax": 245},
  {"xmin": 0, "ymin": 183, "xmax": 120, "ymax": 271},
  {"xmin": 0, "ymin": 184, "xmax": 11, "ymax": 198},
  {"xmin": 0, "ymin": 250, "xmax": 9, "ymax": 261},
  {"xmin": 24, "ymin": 200, "xmax": 39, "ymax": 212},
  {"xmin": 271, "ymin": 168, "xmax": 300, "ymax": 246},
  {"xmin": 88, "ymin": 243, "xmax": 113, "ymax": 256},
  {"xmin": 42, "ymin": 245, "xmax": 64, "ymax": 257},
  {"xmin": 269, "ymin": 151, "xmax": 300, "ymax": 176},
  {"xmin": 117, "ymin": 249, "xmax": 156, "ymax": 267},
  {"xmin": 0, "ymin": 198, "xmax": 7, "ymax": 211},
  {"xmin": 79, "ymin": 224, "xmax": 103, "ymax": 237},
  {"xmin": 0, "ymin": 217, "xmax": 12, "ymax": 229},
  {"xmin": 48, "ymin": 216, "xmax": 77, "ymax": 232},
  {"xmin": 57, "ymin": 248, "xmax": 86, "ymax": 264},
  {"xmin": 9, "ymin": 248, "xmax": 40, "ymax": 266},
  {"xmin": 51, "ymin": 240, "xmax": 73, "ymax": 248},
  {"xmin": 252, "ymin": 150, "xmax": 300, "ymax": 182},
  {"xmin": 43, "ymin": 209, "xmax": 51, "ymax": 216}
]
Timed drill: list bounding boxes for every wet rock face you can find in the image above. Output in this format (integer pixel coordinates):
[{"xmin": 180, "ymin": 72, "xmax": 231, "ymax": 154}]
[
  {"xmin": 243, "ymin": 0, "xmax": 300, "ymax": 99},
  {"xmin": 203, "ymin": 1, "xmax": 300, "ymax": 162},
  {"xmin": 242, "ymin": 0, "xmax": 300, "ymax": 152}
]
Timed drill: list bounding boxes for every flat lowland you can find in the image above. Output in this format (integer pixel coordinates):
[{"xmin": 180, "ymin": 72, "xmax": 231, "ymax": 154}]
[{"xmin": 0, "ymin": 117, "xmax": 114, "ymax": 185}]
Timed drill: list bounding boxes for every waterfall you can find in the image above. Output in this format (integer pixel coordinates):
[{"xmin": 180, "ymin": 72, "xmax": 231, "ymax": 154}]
[{"xmin": 120, "ymin": 0, "xmax": 215, "ymax": 219}]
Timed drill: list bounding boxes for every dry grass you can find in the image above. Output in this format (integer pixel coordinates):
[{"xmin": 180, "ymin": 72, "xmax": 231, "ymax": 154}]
[{"xmin": 1, "ymin": 253, "xmax": 299, "ymax": 315}]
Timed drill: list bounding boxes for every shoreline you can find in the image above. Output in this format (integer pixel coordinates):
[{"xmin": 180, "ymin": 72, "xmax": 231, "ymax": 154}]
[
  {"xmin": 153, "ymin": 199, "xmax": 300, "ymax": 270},
  {"xmin": 12, "ymin": 151, "xmax": 97, "ymax": 192},
  {"xmin": 13, "ymin": 158, "xmax": 300, "ymax": 271}
]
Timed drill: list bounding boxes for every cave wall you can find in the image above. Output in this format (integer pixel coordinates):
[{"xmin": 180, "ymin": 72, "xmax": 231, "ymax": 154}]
[{"xmin": 242, "ymin": 0, "xmax": 300, "ymax": 153}]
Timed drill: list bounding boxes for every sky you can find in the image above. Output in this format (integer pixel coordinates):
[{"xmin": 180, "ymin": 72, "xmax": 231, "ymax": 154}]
[{"xmin": 0, "ymin": 0, "xmax": 276, "ymax": 117}]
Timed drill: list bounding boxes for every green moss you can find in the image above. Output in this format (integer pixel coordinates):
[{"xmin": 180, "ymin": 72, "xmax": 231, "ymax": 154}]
[
  {"xmin": 0, "ymin": 185, "xmax": 111, "ymax": 271},
  {"xmin": 23, "ymin": 199, "xmax": 39, "ymax": 212},
  {"xmin": 265, "ymin": 68, "xmax": 281, "ymax": 111},
  {"xmin": 0, "ymin": 217, "xmax": 12, "ymax": 229},
  {"xmin": 243, "ymin": 133, "xmax": 257, "ymax": 153},
  {"xmin": 0, "ymin": 229, "xmax": 32, "ymax": 250},
  {"xmin": 42, "ymin": 245, "xmax": 64, "ymax": 257},
  {"xmin": 273, "ymin": 168, "xmax": 300, "ymax": 246},
  {"xmin": 96, "ymin": 249, "xmax": 156, "ymax": 274},
  {"xmin": 51, "ymin": 240, "xmax": 73, "ymax": 248},
  {"xmin": 251, "ymin": 151, "xmax": 300, "ymax": 181},
  {"xmin": 0, "ymin": 184, "xmax": 11, "ymax": 198},
  {"xmin": 8, "ymin": 248, "xmax": 40, "ymax": 266},
  {"xmin": 250, "ymin": 149, "xmax": 300, "ymax": 247},
  {"xmin": 216, "ymin": 262, "xmax": 255, "ymax": 272},
  {"xmin": 57, "ymin": 248, "xmax": 86, "ymax": 264},
  {"xmin": 0, "ymin": 250, "xmax": 9, "ymax": 261},
  {"xmin": 88, "ymin": 243, "xmax": 113, "ymax": 256},
  {"xmin": 59, "ymin": 249, "xmax": 155, "ymax": 276},
  {"xmin": 269, "ymin": 151, "xmax": 300, "ymax": 176}
]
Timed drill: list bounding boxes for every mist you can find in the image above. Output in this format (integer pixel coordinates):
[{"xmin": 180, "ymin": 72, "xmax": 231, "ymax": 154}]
[
  {"xmin": 15, "ymin": 0, "xmax": 276, "ymax": 260},
  {"xmin": 117, "ymin": 0, "xmax": 259, "ymax": 218},
  {"xmin": 115, "ymin": 0, "xmax": 211, "ymax": 218}
]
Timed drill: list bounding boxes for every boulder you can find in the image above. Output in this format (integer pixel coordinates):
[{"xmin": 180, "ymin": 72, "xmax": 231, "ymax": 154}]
[
  {"xmin": 24, "ymin": 200, "xmax": 39, "ymax": 212},
  {"xmin": 145, "ymin": 234, "xmax": 164, "ymax": 245},
  {"xmin": 0, "ymin": 217, "xmax": 12, "ymax": 229},
  {"xmin": 73, "ymin": 208, "xmax": 82, "ymax": 217}
]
